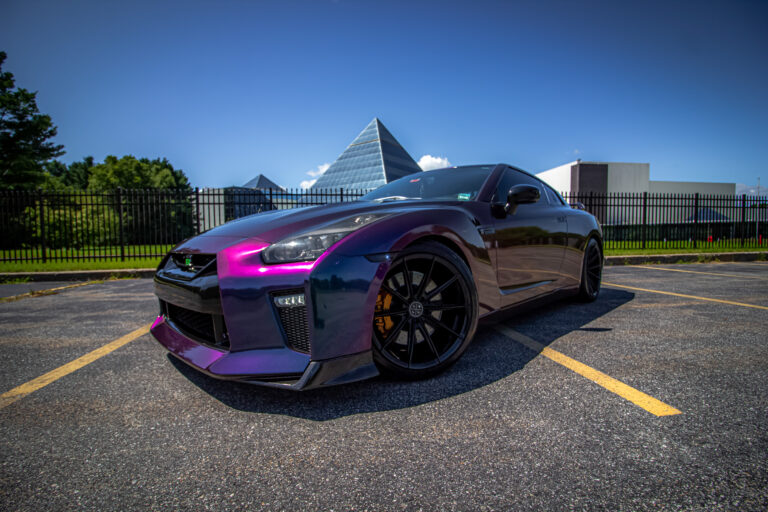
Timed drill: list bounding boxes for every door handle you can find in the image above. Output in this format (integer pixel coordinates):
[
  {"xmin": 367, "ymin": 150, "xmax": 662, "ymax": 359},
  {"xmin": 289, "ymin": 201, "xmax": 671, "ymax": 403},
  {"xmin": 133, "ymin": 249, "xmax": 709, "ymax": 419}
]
[
  {"xmin": 557, "ymin": 216, "xmax": 566, "ymax": 223},
  {"xmin": 478, "ymin": 227, "xmax": 496, "ymax": 235}
]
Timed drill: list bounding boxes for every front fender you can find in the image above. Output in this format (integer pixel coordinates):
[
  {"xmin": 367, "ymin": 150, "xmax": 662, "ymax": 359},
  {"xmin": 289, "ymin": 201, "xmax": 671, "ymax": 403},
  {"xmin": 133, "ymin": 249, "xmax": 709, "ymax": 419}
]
[{"xmin": 308, "ymin": 208, "xmax": 497, "ymax": 360}]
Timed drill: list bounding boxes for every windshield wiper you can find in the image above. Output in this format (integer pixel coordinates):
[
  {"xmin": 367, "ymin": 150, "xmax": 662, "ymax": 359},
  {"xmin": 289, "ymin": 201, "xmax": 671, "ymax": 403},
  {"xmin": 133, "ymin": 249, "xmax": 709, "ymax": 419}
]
[{"xmin": 373, "ymin": 196, "xmax": 420, "ymax": 202}]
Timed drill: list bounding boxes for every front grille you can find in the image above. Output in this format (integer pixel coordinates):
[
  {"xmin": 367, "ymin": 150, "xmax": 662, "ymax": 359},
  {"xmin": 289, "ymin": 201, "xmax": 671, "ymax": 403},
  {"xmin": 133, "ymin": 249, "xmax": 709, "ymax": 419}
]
[
  {"xmin": 272, "ymin": 290, "xmax": 310, "ymax": 354},
  {"xmin": 170, "ymin": 253, "xmax": 217, "ymax": 275},
  {"xmin": 165, "ymin": 302, "xmax": 229, "ymax": 349}
]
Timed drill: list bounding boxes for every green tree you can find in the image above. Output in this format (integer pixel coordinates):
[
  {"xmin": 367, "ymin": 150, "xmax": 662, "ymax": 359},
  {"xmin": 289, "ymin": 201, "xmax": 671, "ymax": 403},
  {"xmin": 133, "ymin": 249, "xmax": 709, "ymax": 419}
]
[
  {"xmin": 0, "ymin": 51, "xmax": 65, "ymax": 189},
  {"xmin": 44, "ymin": 155, "xmax": 94, "ymax": 189},
  {"xmin": 88, "ymin": 155, "xmax": 191, "ymax": 191}
]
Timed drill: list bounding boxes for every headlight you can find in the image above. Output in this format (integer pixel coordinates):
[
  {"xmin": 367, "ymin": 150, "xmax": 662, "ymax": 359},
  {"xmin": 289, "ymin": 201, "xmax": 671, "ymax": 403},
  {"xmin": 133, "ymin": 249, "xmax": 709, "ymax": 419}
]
[{"xmin": 262, "ymin": 213, "xmax": 389, "ymax": 263}]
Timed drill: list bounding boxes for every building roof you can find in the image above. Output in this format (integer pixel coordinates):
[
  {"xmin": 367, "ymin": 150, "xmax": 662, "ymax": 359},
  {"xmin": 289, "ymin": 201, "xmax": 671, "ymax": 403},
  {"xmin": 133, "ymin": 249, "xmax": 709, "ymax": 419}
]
[
  {"xmin": 311, "ymin": 118, "xmax": 422, "ymax": 190},
  {"xmin": 242, "ymin": 174, "xmax": 283, "ymax": 190}
]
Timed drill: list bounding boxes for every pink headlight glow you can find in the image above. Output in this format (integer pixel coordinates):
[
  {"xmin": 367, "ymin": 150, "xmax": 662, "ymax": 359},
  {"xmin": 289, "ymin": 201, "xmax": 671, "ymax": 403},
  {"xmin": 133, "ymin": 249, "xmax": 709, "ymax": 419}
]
[{"xmin": 218, "ymin": 239, "xmax": 340, "ymax": 278}]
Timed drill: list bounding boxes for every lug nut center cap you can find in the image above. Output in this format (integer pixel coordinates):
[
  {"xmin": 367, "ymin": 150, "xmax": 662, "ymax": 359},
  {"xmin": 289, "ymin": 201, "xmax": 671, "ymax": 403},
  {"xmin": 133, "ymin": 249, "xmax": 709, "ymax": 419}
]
[{"xmin": 408, "ymin": 301, "xmax": 424, "ymax": 318}]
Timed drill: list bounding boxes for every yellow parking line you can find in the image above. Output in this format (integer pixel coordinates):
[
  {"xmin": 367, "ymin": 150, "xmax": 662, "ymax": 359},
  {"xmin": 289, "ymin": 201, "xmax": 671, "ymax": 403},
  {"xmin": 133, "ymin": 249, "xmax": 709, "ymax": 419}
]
[
  {"xmin": 0, "ymin": 323, "xmax": 151, "ymax": 410},
  {"xmin": 603, "ymin": 282, "xmax": 768, "ymax": 310},
  {"xmin": 0, "ymin": 281, "xmax": 101, "ymax": 303},
  {"xmin": 494, "ymin": 325, "xmax": 681, "ymax": 417},
  {"xmin": 630, "ymin": 265, "xmax": 768, "ymax": 280}
]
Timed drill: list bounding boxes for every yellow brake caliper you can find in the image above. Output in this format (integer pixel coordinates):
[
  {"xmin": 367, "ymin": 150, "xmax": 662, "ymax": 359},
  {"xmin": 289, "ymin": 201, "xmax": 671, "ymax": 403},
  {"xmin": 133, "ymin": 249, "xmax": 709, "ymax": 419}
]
[{"xmin": 374, "ymin": 290, "xmax": 395, "ymax": 336}]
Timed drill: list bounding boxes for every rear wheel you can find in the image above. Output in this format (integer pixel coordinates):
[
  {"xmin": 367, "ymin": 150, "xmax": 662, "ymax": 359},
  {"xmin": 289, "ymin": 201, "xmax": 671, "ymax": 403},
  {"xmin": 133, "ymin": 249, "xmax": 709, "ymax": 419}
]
[
  {"xmin": 372, "ymin": 242, "xmax": 478, "ymax": 379},
  {"xmin": 577, "ymin": 238, "xmax": 603, "ymax": 302}
]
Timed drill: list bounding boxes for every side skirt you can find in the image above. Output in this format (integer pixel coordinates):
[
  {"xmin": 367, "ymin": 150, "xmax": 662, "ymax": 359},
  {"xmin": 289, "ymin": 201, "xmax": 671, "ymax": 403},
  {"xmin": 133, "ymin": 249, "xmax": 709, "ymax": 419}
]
[{"xmin": 478, "ymin": 286, "xmax": 579, "ymax": 325}]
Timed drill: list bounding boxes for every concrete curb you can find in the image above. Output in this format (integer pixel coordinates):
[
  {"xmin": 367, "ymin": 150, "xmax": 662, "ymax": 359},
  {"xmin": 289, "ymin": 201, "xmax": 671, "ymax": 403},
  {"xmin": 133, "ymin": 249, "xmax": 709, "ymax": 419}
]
[
  {"xmin": 1, "ymin": 252, "xmax": 765, "ymax": 281},
  {"xmin": 0, "ymin": 269, "xmax": 156, "ymax": 282},
  {"xmin": 605, "ymin": 251, "xmax": 766, "ymax": 266}
]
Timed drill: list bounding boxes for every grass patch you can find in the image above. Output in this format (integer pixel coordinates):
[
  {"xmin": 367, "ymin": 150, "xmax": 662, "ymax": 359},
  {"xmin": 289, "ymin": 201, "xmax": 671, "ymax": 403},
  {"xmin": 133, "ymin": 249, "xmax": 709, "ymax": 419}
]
[
  {"xmin": 605, "ymin": 246, "xmax": 768, "ymax": 256},
  {"xmin": 1, "ymin": 244, "xmax": 766, "ymax": 272},
  {"xmin": 0, "ymin": 275, "xmax": 31, "ymax": 284}
]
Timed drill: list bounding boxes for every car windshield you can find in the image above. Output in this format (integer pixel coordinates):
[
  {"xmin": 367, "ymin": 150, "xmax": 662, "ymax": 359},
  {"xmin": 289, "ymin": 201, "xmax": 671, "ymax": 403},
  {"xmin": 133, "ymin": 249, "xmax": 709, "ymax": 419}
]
[{"xmin": 361, "ymin": 166, "xmax": 495, "ymax": 202}]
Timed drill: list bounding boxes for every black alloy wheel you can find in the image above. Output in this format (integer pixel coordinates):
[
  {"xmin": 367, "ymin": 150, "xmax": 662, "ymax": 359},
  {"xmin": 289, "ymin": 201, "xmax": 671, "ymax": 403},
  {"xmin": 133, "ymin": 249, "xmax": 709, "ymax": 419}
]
[
  {"xmin": 578, "ymin": 238, "xmax": 603, "ymax": 302},
  {"xmin": 372, "ymin": 242, "xmax": 478, "ymax": 379}
]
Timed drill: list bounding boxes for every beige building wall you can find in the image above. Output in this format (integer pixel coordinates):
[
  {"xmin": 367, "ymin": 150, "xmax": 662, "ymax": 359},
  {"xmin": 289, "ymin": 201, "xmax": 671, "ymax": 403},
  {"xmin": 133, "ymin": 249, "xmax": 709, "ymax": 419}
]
[
  {"xmin": 535, "ymin": 161, "xmax": 576, "ymax": 194},
  {"xmin": 649, "ymin": 180, "xmax": 736, "ymax": 195},
  {"xmin": 197, "ymin": 188, "xmax": 226, "ymax": 231},
  {"xmin": 605, "ymin": 162, "xmax": 650, "ymax": 193}
]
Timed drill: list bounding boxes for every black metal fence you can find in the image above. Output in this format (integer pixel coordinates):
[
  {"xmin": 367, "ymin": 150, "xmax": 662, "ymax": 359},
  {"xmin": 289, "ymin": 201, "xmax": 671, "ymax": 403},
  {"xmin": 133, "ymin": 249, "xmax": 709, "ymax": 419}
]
[
  {"xmin": 1, "ymin": 188, "xmax": 766, "ymax": 263},
  {"xmin": 563, "ymin": 192, "xmax": 768, "ymax": 251},
  {"xmin": 0, "ymin": 187, "xmax": 367, "ymax": 263}
]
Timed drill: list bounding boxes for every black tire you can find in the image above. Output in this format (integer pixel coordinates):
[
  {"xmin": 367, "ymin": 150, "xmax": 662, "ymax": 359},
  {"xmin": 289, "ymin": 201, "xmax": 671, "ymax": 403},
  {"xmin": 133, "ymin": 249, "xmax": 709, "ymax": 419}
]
[
  {"xmin": 577, "ymin": 238, "xmax": 603, "ymax": 302},
  {"xmin": 372, "ymin": 241, "xmax": 478, "ymax": 379}
]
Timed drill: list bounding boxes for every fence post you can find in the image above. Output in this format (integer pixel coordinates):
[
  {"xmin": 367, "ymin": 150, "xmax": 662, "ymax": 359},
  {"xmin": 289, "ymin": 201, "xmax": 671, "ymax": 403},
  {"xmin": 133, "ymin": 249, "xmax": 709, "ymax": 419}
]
[
  {"xmin": 38, "ymin": 189, "xmax": 47, "ymax": 263},
  {"xmin": 194, "ymin": 187, "xmax": 201, "ymax": 234},
  {"xmin": 117, "ymin": 187, "xmax": 125, "ymax": 261},
  {"xmin": 741, "ymin": 194, "xmax": 746, "ymax": 247},
  {"xmin": 693, "ymin": 193, "xmax": 699, "ymax": 249},
  {"xmin": 340, "ymin": 188, "xmax": 344, "ymax": 203},
  {"xmin": 641, "ymin": 191, "xmax": 648, "ymax": 249}
]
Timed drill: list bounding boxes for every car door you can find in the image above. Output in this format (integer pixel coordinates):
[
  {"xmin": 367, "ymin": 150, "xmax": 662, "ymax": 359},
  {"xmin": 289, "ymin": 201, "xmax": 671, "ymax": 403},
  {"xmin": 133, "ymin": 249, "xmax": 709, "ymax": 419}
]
[{"xmin": 490, "ymin": 168, "xmax": 568, "ymax": 307}]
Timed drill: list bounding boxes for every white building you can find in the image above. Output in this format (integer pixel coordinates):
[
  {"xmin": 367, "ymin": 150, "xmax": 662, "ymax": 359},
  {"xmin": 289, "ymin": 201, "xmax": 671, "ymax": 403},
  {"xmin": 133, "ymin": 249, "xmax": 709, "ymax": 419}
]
[{"xmin": 536, "ymin": 160, "xmax": 735, "ymax": 196}]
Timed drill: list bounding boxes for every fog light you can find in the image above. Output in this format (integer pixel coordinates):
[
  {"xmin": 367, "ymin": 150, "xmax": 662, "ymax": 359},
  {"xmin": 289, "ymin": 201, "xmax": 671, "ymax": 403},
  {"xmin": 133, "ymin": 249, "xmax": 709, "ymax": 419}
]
[{"xmin": 273, "ymin": 294, "xmax": 305, "ymax": 308}]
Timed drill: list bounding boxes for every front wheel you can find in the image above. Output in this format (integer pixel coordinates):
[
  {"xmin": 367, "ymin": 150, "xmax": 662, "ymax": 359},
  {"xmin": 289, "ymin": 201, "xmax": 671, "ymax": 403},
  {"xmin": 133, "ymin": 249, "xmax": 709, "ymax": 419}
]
[
  {"xmin": 372, "ymin": 242, "xmax": 478, "ymax": 379},
  {"xmin": 577, "ymin": 238, "xmax": 603, "ymax": 302}
]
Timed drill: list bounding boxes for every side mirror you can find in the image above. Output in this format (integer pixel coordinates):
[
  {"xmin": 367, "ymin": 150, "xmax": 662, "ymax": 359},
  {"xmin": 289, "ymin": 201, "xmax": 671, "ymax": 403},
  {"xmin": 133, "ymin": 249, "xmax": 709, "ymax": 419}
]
[
  {"xmin": 571, "ymin": 201, "xmax": 586, "ymax": 211},
  {"xmin": 505, "ymin": 184, "xmax": 540, "ymax": 214}
]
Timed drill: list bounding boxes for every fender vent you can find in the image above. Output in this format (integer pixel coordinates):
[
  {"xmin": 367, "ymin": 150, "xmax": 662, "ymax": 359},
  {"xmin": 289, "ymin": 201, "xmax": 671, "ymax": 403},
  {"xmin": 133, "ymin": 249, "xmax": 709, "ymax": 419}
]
[{"xmin": 272, "ymin": 289, "xmax": 310, "ymax": 354}]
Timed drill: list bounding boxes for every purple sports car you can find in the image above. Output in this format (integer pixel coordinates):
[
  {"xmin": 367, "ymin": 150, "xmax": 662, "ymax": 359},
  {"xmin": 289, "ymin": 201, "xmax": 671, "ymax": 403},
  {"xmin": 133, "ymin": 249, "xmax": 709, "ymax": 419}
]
[{"xmin": 151, "ymin": 164, "xmax": 603, "ymax": 389}]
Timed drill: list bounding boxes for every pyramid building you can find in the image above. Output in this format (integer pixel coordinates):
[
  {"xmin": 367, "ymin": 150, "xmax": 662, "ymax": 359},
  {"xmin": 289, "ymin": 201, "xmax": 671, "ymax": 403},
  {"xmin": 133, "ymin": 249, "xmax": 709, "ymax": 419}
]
[
  {"xmin": 311, "ymin": 118, "xmax": 422, "ymax": 190},
  {"xmin": 242, "ymin": 174, "xmax": 283, "ymax": 190}
]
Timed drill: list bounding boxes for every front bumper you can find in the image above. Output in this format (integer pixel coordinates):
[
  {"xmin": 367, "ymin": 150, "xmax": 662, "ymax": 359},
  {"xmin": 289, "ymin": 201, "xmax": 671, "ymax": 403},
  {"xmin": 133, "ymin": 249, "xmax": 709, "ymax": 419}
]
[
  {"xmin": 151, "ymin": 316, "xmax": 377, "ymax": 390},
  {"xmin": 151, "ymin": 237, "xmax": 386, "ymax": 390}
]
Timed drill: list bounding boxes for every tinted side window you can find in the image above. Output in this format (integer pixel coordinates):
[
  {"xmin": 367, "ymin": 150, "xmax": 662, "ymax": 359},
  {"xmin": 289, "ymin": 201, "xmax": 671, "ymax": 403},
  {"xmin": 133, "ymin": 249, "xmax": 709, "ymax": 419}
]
[
  {"xmin": 543, "ymin": 185, "xmax": 566, "ymax": 205},
  {"xmin": 493, "ymin": 168, "xmax": 546, "ymax": 205}
]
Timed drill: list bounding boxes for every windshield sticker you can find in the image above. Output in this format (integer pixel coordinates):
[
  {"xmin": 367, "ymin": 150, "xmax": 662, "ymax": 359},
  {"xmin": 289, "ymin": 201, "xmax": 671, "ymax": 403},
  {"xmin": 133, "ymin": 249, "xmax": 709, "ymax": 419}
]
[
  {"xmin": 457, "ymin": 193, "xmax": 471, "ymax": 201},
  {"xmin": 410, "ymin": 178, "xmax": 421, "ymax": 183}
]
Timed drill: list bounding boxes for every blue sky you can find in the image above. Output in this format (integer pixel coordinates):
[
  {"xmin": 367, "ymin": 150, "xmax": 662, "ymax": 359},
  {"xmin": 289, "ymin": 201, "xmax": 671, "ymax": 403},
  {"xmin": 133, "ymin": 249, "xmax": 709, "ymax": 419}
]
[{"xmin": 1, "ymin": 0, "xmax": 766, "ymax": 189}]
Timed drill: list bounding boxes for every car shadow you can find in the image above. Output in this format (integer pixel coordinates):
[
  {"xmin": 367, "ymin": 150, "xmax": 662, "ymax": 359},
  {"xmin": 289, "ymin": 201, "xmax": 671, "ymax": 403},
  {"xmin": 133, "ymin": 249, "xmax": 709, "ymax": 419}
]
[{"xmin": 168, "ymin": 288, "xmax": 635, "ymax": 421}]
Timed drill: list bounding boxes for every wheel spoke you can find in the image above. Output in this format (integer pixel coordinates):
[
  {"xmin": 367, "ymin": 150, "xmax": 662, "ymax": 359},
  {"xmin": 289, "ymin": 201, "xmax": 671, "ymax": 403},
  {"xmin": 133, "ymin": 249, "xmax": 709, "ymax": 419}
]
[
  {"xmin": 415, "ymin": 257, "xmax": 435, "ymax": 299},
  {"xmin": 424, "ymin": 314, "xmax": 460, "ymax": 338},
  {"xmin": 417, "ymin": 322, "xmax": 441, "ymax": 363},
  {"xmin": 425, "ymin": 302, "xmax": 465, "ymax": 312},
  {"xmin": 380, "ymin": 315, "xmax": 408, "ymax": 350},
  {"xmin": 380, "ymin": 283, "xmax": 408, "ymax": 305},
  {"xmin": 425, "ymin": 275, "xmax": 457, "ymax": 300},
  {"xmin": 402, "ymin": 260, "xmax": 414, "ymax": 300},
  {"xmin": 374, "ymin": 309, "xmax": 407, "ymax": 318},
  {"xmin": 407, "ymin": 319, "xmax": 416, "ymax": 366}
]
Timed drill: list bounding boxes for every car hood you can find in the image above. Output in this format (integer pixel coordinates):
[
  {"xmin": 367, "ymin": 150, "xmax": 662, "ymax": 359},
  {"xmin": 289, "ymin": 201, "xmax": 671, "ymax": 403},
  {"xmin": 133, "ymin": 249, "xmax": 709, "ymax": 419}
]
[{"xmin": 177, "ymin": 199, "xmax": 467, "ymax": 252}]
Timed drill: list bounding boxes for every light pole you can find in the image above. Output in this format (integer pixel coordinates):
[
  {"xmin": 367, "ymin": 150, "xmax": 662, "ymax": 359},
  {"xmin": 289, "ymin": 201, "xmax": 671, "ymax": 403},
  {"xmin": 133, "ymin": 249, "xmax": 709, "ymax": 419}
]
[{"xmin": 757, "ymin": 177, "xmax": 761, "ymax": 244}]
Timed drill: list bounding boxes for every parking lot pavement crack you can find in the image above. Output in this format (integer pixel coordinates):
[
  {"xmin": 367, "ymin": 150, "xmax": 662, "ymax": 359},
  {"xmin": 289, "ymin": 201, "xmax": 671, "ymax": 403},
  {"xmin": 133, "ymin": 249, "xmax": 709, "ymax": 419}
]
[{"xmin": 0, "ymin": 280, "xmax": 102, "ymax": 303}]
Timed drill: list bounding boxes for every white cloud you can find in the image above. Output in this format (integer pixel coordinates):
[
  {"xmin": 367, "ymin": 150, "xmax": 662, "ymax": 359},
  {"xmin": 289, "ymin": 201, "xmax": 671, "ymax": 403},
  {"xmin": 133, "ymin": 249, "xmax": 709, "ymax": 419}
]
[
  {"xmin": 307, "ymin": 163, "xmax": 330, "ymax": 177},
  {"xmin": 300, "ymin": 178, "xmax": 317, "ymax": 189},
  {"xmin": 573, "ymin": 149, "xmax": 582, "ymax": 156},
  {"xmin": 418, "ymin": 154, "xmax": 451, "ymax": 171},
  {"xmin": 300, "ymin": 163, "xmax": 331, "ymax": 188}
]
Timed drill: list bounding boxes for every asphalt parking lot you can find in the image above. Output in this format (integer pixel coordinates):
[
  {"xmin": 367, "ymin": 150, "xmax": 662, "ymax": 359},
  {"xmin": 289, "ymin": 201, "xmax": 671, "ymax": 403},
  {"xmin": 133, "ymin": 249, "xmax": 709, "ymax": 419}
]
[{"xmin": 1, "ymin": 262, "xmax": 766, "ymax": 511}]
